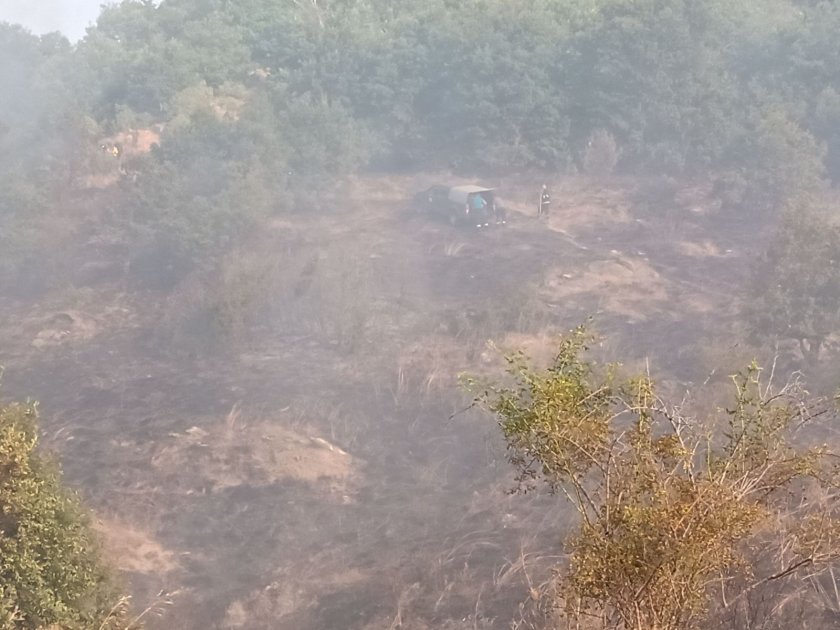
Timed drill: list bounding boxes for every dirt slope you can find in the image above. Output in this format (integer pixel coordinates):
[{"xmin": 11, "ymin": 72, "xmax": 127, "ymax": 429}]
[{"xmin": 0, "ymin": 173, "xmax": 769, "ymax": 629}]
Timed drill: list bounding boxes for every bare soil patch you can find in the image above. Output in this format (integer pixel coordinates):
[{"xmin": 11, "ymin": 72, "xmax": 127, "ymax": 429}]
[
  {"xmin": 677, "ymin": 239, "xmax": 734, "ymax": 258},
  {"xmin": 151, "ymin": 408, "xmax": 361, "ymax": 496},
  {"xmin": 95, "ymin": 517, "xmax": 180, "ymax": 576},
  {"xmin": 542, "ymin": 254, "xmax": 668, "ymax": 320}
]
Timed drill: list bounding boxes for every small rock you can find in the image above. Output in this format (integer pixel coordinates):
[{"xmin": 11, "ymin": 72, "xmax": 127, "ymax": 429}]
[
  {"xmin": 309, "ymin": 436, "xmax": 348, "ymax": 456},
  {"xmin": 185, "ymin": 426, "xmax": 209, "ymax": 438}
]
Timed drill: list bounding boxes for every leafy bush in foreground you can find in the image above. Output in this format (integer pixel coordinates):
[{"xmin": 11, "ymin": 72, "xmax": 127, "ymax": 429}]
[
  {"xmin": 467, "ymin": 329, "xmax": 840, "ymax": 630},
  {"xmin": 0, "ymin": 400, "xmax": 127, "ymax": 629}
]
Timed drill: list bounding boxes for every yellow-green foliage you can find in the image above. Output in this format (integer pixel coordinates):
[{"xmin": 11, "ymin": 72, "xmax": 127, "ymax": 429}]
[
  {"xmin": 0, "ymin": 401, "xmax": 123, "ymax": 629},
  {"xmin": 468, "ymin": 330, "xmax": 840, "ymax": 630}
]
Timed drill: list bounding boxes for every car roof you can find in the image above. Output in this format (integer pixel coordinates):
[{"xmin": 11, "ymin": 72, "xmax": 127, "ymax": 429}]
[
  {"xmin": 447, "ymin": 185, "xmax": 494, "ymax": 203},
  {"xmin": 449, "ymin": 185, "xmax": 494, "ymax": 194}
]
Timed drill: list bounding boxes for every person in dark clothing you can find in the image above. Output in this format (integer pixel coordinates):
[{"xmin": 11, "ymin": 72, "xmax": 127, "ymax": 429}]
[
  {"xmin": 538, "ymin": 184, "xmax": 551, "ymax": 217},
  {"xmin": 494, "ymin": 199, "xmax": 506, "ymax": 225}
]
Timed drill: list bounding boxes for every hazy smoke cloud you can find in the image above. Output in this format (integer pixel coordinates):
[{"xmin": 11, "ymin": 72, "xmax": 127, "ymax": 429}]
[{"xmin": 0, "ymin": 0, "xmax": 104, "ymax": 40}]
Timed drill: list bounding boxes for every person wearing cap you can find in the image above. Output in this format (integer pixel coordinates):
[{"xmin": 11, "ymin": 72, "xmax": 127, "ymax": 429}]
[{"xmin": 538, "ymin": 185, "xmax": 551, "ymax": 217}]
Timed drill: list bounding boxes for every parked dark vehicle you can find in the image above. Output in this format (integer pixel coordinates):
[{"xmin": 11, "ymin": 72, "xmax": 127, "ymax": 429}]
[{"xmin": 411, "ymin": 185, "xmax": 498, "ymax": 227}]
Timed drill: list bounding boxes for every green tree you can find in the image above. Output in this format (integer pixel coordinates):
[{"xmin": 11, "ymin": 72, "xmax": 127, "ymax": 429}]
[
  {"xmin": 0, "ymin": 400, "xmax": 128, "ymax": 629},
  {"xmin": 124, "ymin": 110, "xmax": 267, "ymax": 282},
  {"xmin": 567, "ymin": 0, "xmax": 740, "ymax": 172},
  {"xmin": 721, "ymin": 108, "xmax": 826, "ymax": 214},
  {"xmin": 410, "ymin": 0, "xmax": 574, "ymax": 169},
  {"xmin": 740, "ymin": 1, "xmax": 840, "ymax": 182},
  {"xmin": 744, "ymin": 201, "xmax": 840, "ymax": 362},
  {"xmin": 813, "ymin": 86, "xmax": 840, "ymax": 183},
  {"xmin": 467, "ymin": 329, "xmax": 840, "ymax": 630}
]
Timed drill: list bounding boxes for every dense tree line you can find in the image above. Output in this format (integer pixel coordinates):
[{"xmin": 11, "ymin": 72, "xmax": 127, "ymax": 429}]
[
  {"xmin": 78, "ymin": 0, "xmax": 840, "ymax": 175},
  {"xmin": 2, "ymin": 0, "xmax": 840, "ymax": 278},
  {"xmin": 4, "ymin": 0, "xmax": 840, "ymax": 179},
  {"xmin": 61, "ymin": 0, "xmax": 840, "ymax": 176}
]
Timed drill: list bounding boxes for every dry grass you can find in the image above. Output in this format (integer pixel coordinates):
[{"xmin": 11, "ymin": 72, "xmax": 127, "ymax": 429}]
[
  {"xmin": 442, "ymin": 241, "xmax": 469, "ymax": 257},
  {"xmin": 287, "ymin": 398, "xmax": 370, "ymax": 454},
  {"xmin": 149, "ymin": 404, "xmax": 361, "ymax": 495},
  {"xmin": 2, "ymin": 169, "xmax": 808, "ymax": 630},
  {"xmin": 97, "ymin": 589, "xmax": 180, "ymax": 630},
  {"xmin": 541, "ymin": 254, "xmax": 668, "ymax": 320},
  {"xmin": 94, "ymin": 518, "xmax": 179, "ymax": 576},
  {"xmin": 392, "ymin": 334, "xmax": 468, "ymax": 405}
]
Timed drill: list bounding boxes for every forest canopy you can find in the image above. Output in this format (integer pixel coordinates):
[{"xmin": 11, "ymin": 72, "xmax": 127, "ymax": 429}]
[{"xmin": 4, "ymin": 0, "xmax": 840, "ymax": 176}]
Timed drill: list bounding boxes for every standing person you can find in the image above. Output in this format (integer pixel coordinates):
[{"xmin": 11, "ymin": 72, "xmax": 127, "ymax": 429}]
[
  {"xmin": 538, "ymin": 184, "xmax": 551, "ymax": 217},
  {"xmin": 493, "ymin": 198, "xmax": 506, "ymax": 225}
]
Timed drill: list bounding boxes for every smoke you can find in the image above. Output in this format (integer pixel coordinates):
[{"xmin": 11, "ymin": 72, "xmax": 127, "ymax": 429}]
[{"xmin": 0, "ymin": 0, "xmax": 105, "ymax": 41}]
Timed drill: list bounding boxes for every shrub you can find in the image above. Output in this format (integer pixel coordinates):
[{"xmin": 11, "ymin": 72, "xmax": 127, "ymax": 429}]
[
  {"xmin": 583, "ymin": 128, "xmax": 621, "ymax": 177},
  {"xmin": 0, "ymin": 400, "xmax": 127, "ymax": 629},
  {"xmin": 466, "ymin": 329, "xmax": 840, "ymax": 630},
  {"xmin": 743, "ymin": 200, "xmax": 840, "ymax": 364}
]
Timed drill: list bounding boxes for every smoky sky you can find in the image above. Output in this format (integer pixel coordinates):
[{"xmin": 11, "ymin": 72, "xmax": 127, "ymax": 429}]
[{"xmin": 0, "ymin": 0, "xmax": 106, "ymax": 41}]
